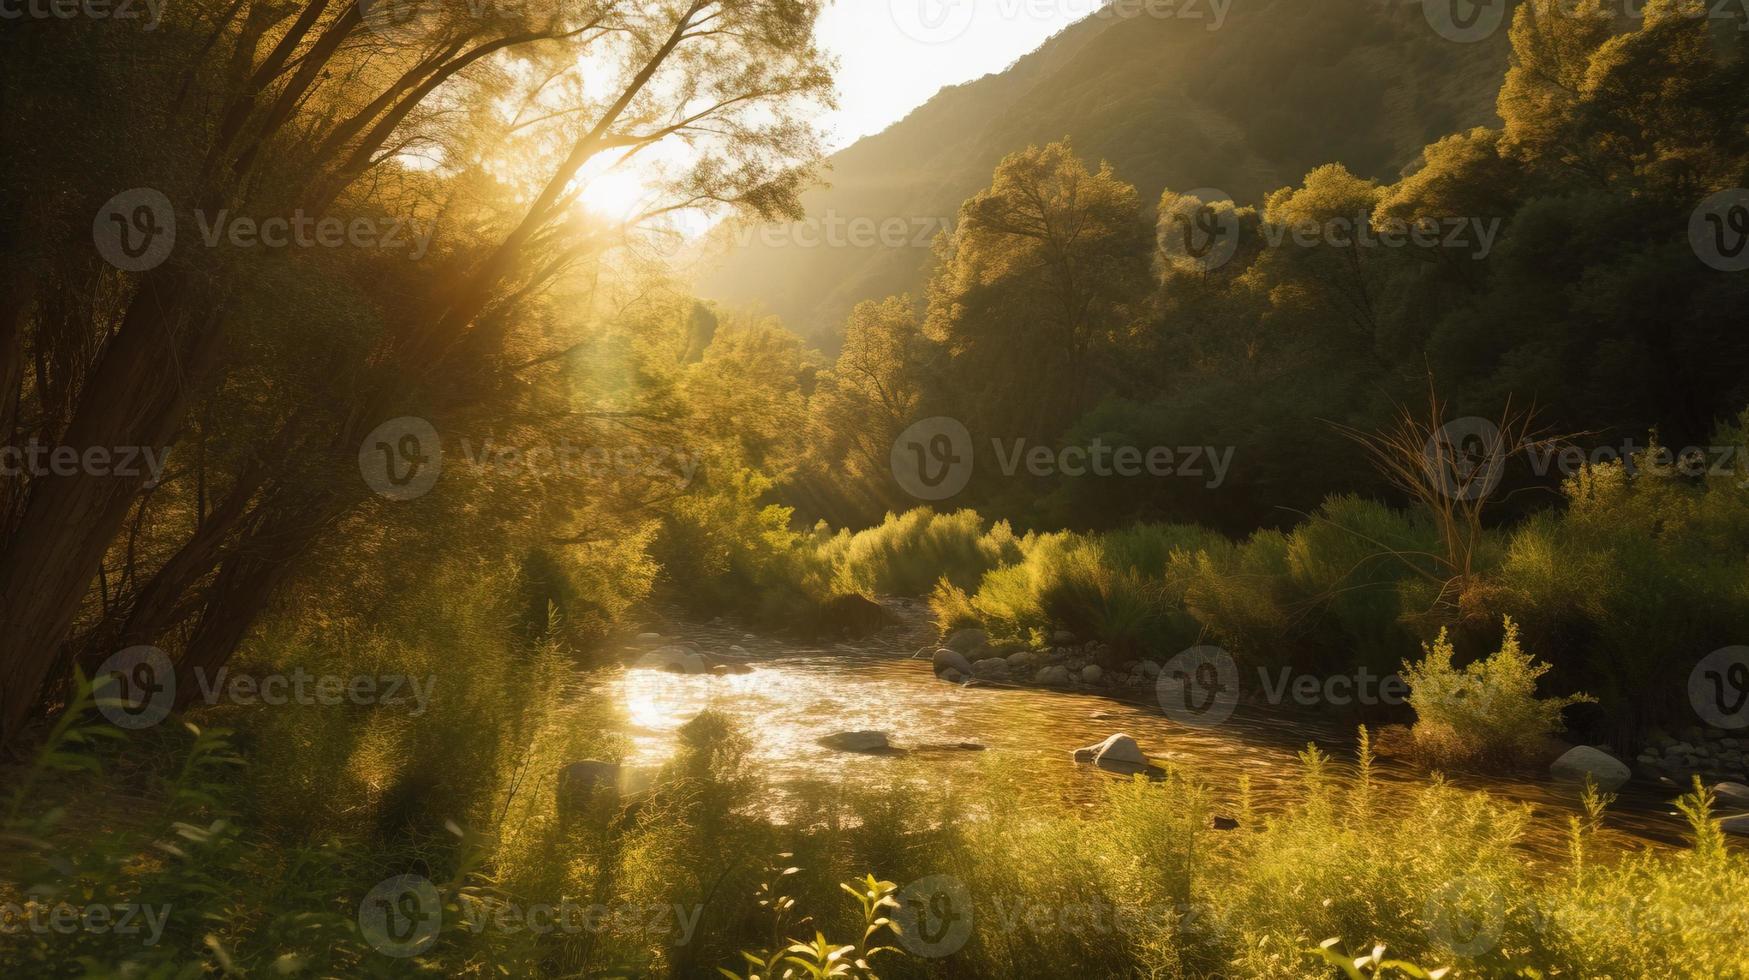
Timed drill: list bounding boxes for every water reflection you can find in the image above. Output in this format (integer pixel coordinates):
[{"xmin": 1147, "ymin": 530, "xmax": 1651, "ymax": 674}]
[{"xmin": 600, "ymin": 601, "xmax": 1689, "ymax": 860}]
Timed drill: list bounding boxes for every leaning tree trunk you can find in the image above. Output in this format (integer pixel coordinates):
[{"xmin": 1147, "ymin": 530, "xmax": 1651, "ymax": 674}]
[{"xmin": 0, "ymin": 270, "xmax": 216, "ymax": 746}]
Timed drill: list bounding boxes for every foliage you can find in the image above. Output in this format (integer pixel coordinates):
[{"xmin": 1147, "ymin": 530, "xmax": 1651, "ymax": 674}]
[{"xmin": 1401, "ymin": 618, "xmax": 1596, "ymax": 769}]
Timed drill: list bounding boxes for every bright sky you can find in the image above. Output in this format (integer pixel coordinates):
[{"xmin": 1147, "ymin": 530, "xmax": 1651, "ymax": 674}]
[{"xmin": 816, "ymin": 1, "xmax": 1090, "ymax": 149}]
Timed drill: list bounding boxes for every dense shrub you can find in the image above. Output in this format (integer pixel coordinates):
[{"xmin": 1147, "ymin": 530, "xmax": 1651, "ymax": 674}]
[
  {"xmin": 818, "ymin": 508, "xmax": 1024, "ymax": 597},
  {"xmin": 1400, "ymin": 617, "xmax": 1595, "ymax": 769},
  {"xmin": 1492, "ymin": 419, "xmax": 1749, "ymax": 738}
]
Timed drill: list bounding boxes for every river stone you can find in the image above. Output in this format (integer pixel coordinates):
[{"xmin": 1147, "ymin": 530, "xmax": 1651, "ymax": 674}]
[
  {"xmin": 1052, "ymin": 630, "xmax": 1077, "ymax": 645},
  {"xmin": 556, "ymin": 761, "xmax": 619, "ymax": 813},
  {"xmin": 1551, "ymin": 746, "xmax": 1632, "ymax": 790},
  {"xmin": 819, "ymin": 731, "xmax": 890, "ymax": 753},
  {"xmin": 712, "ymin": 663, "xmax": 754, "ymax": 676},
  {"xmin": 1713, "ymin": 782, "xmax": 1749, "ymax": 806},
  {"xmin": 1007, "ymin": 651, "xmax": 1035, "ymax": 670},
  {"xmin": 1081, "ymin": 665, "xmax": 1104, "ymax": 684},
  {"xmin": 932, "ymin": 647, "xmax": 974, "ymax": 677},
  {"xmin": 971, "ymin": 658, "xmax": 1010, "ymax": 681},
  {"xmin": 945, "ymin": 628, "xmax": 989, "ymax": 653},
  {"xmin": 1140, "ymin": 661, "xmax": 1162, "ymax": 679},
  {"xmin": 1035, "ymin": 665, "xmax": 1071, "ymax": 687},
  {"xmin": 1073, "ymin": 733, "xmax": 1148, "ymax": 768},
  {"xmin": 941, "ymin": 668, "xmax": 965, "ymax": 684}
]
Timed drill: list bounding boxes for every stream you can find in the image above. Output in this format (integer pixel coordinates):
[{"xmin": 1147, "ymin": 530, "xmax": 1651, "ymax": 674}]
[{"xmin": 599, "ymin": 599, "xmax": 1690, "ymax": 861}]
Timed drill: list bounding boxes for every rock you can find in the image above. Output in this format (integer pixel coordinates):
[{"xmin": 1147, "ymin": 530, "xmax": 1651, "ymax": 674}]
[
  {"xmin": 1081, "ymin": 665, "xmax": 1104, "ymax": 684},
  {"xmin": 1140, "ymin": 661, "xmax": 1162, "ymax": 679},
  {"xmin": 556, "ymin": 761, "xmax": 620, "ymax": 813},
  {"xmin": 1212, "ymin": 816, "xmax": 1240, "ymax": 831},
  {"xmin": 636, "ymin": 632, "xmax": 662, "ymax": 641},
  {"xmin": 1712, "ymin": 782, "xmax": 1749, "ymax": 806},
  {"xmin": 932, "ymin": 647, "xmax": 974, "ymax": 677},
  {"xmin": 1006, "ymin": 651, "xmax": 1035, "ymax": 670},
  {"xmin": 1073, "ymin": 733, "xmax": 1148, "ymax": 768},
  {"xmin": 1052, "ymin": 630, "xmax": 1077, "ymax": 645},
  {"xmin": 711, "ymin": 663, "xmax": 754, "ymax": 676},
  {"xmin": 971, "ymin": 658, "xmax": 1010, "ymax": 681},
  {"xmin": 1722, "ymin": 813, "xmax": 1749, "ymax": 836},
  {"xmin": 819, "ymin": 731, "xmax": 891, "ymax": 753},
  {"xmin": 945, "ymin": 628, "xmax": 989, "ymax": 653},
  {"xmin": 1550, "ymin": 746, "xmax": 1632, "ymax": 791},
  {"xmin": 941, "ymin": 668, "xmax": 965, "ymax": 684},
  {"xmin": 730, "ymin": 645, "xmax": 749, "ymax": 654},
  {"xmin": 1034, "ymin": 665, "xmax": 1072, "ymax": 687}
]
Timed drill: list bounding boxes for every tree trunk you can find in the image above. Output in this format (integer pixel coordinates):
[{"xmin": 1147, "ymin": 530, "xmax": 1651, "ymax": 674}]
[{"xmin": 0, "ymin": 270, "xmax": 216, "ymax": 746}]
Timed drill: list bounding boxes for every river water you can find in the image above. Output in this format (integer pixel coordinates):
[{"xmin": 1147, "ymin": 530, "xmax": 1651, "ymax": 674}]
[{"xmin": 600, "ymin": 599, "xmax": 1691, "ymax": 860}]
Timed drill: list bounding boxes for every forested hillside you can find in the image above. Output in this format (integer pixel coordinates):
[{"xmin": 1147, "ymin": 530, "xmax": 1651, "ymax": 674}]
[{"xmin": 701, "ymin": 0, "xmax": 1512, "ymax": 343}]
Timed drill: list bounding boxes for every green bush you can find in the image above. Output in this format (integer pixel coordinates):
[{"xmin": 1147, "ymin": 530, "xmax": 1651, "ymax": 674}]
[
  {"xmin": 1400, "ymin": 617, "xmax": 1595, "ymax": 769},
  {"xmin": 1492, "ymin": 418, "xmax": 1749, "ymax": 737},
  {"xmin": 819, "ymin": 508, "xmax": 1024, "ymax": 597}
]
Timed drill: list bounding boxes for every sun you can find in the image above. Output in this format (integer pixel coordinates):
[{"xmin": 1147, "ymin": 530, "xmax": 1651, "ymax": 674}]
[{"xmin": 573, "ymin": 162, "xmax": 652, "ymax": 223}]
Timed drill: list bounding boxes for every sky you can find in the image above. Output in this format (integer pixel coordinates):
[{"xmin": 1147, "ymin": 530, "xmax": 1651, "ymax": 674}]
[{"xmin": 815, "ymin": 0, "xmax": 1090, "ymax": 150}]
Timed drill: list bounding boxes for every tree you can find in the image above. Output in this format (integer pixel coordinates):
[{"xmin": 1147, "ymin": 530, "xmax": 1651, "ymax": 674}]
[
  {"xmin": 925, "ymin": 140, "xmax": 1152, "ymax": 438},
  {"xmin": 808, "ymin": 296, "xmax": 937, "ymax": 505},
  {"xmin": 0, "ymin": 0, "xmax": 835, "ymax": 745}
]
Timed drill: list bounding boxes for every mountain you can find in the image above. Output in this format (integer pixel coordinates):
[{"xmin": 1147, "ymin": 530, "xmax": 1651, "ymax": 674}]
[{"xmin": 695, "ymin": 0, "xmax": 1513, "ymax": 346}]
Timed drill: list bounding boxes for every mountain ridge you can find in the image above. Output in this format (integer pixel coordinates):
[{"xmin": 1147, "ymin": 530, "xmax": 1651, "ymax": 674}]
[{"xmin": 699, "ymin": 0, "xmax": 1514, "ymax": 345}]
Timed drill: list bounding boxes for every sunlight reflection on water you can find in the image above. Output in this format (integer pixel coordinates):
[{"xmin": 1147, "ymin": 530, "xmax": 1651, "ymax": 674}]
[{"xmin": 597, "ymin": 601, "xmax": 1686, "ymax": 860}]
